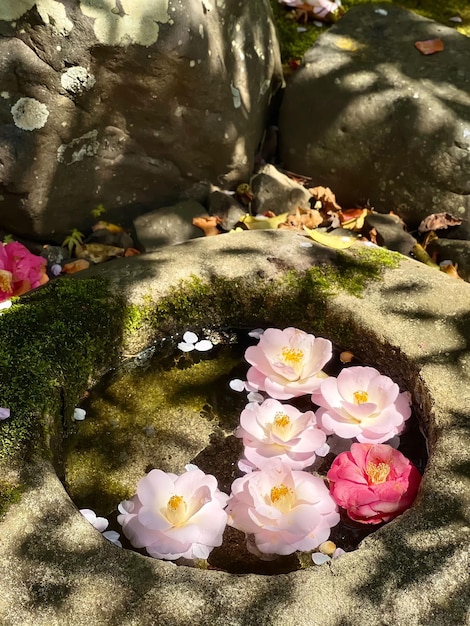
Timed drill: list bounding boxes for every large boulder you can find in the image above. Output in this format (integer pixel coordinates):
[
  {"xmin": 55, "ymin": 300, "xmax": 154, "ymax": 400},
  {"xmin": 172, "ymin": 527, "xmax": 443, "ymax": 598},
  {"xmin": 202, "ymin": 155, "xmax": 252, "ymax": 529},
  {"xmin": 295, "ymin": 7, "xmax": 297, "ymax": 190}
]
[
  {"xmin": 0, "ymin": 0, "xmax": 282, "ymax": 242},
  {"xmin": 279, "ymin": 4, "xmax": 470, "ymax": 236}
]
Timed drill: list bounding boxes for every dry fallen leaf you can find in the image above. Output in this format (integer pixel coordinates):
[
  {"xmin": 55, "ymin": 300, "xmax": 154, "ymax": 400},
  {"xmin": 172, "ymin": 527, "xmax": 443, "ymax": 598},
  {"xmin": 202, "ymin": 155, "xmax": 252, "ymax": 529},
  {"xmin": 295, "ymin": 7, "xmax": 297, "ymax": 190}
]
[
  {"xmin": 439, "ymin": 260, "xmax": 462, "ymax": 279},
  {"xmin": 124, "ymin": 248, "xmax": 141, "ymax": 257},
  {"xmin": 309, "ymin": 186, "xmax": 342, "ymax": 212},
  {"xmin": 414, "ymin": 39, "xmax": 444, "ymax": 55},
  {"xmin": 340, "ymin": 351, "xmax": 355, "ymax": 364},
  {"xmin": 339, "ymin": 208, "xmax": 370, "ymax": 231},
  {"xmin": 76, "ymin": 243, "xmax": 125, "ymax": 263},
  {"xmin": 62, "ymin": 259, "xmax": 90, "ymax": 274},
  {"xmin": 238, "ymin": 213, "xmax": 289, "ymax": 230},
  {"xmin": 303, "ymin": 226, "xmax": 358, "ymax": 249},
  {"xmin": 279, "ymin": 207, "xmax": 324, "ymax": 231},
  {"xmin": 92, "ymin": 221, "xmax": 125, "ymax": 234},
  {"xmin": 418, "ymin": 212, "xmax": 462, "ymax": 233},
  {"xmin": 193, "ymin": 215, "xmax": 223, "ymax": 236}
]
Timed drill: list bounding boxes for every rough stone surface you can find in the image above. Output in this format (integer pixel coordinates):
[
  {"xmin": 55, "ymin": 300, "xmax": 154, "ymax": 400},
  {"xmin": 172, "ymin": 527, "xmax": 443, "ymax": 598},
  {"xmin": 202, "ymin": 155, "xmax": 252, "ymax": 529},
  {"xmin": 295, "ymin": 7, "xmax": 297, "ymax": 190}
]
[
  {"xmin": 250, "ymin": 163, "xmax": 312, "ymax": 215},
  {"xmin": 279, "ymin": 4, "xmax": 470, "ymax": 234},
  {"xmin": 0, "ymin": 0, "xmax": 282, "ymax": 242},
  {"xmin": 364, "ymin": 212, "xmax": 417, "ymax": 255},
  {"xmin": 208, "ymin": 190, "xmax": 246, "ymax": 230},
  {"xmin": 133, "ymin": 199, "xmax": 207, "ymax": 250},
  {"xmin": 0, "ymin": 230, "xmax": 469, "ymax": 625}
]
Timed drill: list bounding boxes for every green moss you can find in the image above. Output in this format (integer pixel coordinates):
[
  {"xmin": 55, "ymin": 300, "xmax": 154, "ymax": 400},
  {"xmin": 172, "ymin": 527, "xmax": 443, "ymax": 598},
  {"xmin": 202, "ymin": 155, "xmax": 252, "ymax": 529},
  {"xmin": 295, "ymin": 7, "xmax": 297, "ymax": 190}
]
[
  {"xmin": 0, "ymin": 277, "xmax": 126, "ymax": 509},
  {"xmin": 0, "ymin": 481, "xmax": 25, "ymax": 518},
  {"xmin": 271, "ymin": 0, "xmax": 469, "ymax": 63}
]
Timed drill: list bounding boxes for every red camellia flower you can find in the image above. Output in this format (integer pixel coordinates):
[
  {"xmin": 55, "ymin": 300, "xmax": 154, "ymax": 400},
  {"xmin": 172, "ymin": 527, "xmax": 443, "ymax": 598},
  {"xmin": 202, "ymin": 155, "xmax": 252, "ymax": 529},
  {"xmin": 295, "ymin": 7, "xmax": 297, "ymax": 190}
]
[
  {"xmin": 0, "ymin": 241, "xmax": 48, "ymax": 302},
  {"xmin": 327, "ymin": 443, "xmax": 421, "ymax": 524}
]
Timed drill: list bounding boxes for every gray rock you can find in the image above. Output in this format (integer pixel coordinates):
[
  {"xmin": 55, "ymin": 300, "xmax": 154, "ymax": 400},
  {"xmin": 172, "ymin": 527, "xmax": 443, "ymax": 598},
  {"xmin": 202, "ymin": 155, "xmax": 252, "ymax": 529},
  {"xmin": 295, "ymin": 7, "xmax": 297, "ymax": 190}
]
[
  {"xmin": 364, "ymin": 212, "xmax": 417, "ymax": 256},
  {"xmin": 279, "ymin": 4, "xmax": 470, "ymax": 235},
  {"xmin": 250, "ymin": 164, "xmax": 312, "ymax": 215},
  {"xmin": 208, "ymin": 190, "xmax": 246, "ymax": 230},
  {"xmin": 134, "ymin": 199, "xmax": 207, "ymax": 250},
  {"xmin": 0, "ymin": 0, "xmax": 282, "ymax": 243}
]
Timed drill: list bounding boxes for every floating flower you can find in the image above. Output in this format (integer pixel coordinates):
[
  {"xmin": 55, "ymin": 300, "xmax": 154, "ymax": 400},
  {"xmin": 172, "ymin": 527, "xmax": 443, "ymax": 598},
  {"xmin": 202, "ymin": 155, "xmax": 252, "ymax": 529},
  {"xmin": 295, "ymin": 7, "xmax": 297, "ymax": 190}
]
[
  {"xmin": 327, "ymin": 443, "xmax": 421, "ymax": 524},
  {"xmin": 177, "ymin": 331, "xmax": 213, "ymax": 352},
  {"xmin": 313, "ymin": 366, "xmax": 411, "ymax": 443},
  {"xmin": 226, "ymin": 458, "xmax": 339, "ymax": 556},
  {"xmin": 0, "ymin": 241, "xmax": 48, "ymax": 302},
  {"xmin": 278, "ymin": 0, "xmax": 342, "ymax": 20},
  {"xmin": 80, "ymin": 508, "xmax": 122, "ymax": 546},
  {"xmin": 245, "ymin": 327, "xmax": 332, "ymax": 399},
  {"xmin": 117, "ymin": 467, "xmax": 229, "ymax": 560},
  {"xmin": 0, "ymin": 407, "xmax": 10, "ymax": 421},
  {"xmin": 235, "ymin": 399, "xmax": 328, "ymax": 471}
]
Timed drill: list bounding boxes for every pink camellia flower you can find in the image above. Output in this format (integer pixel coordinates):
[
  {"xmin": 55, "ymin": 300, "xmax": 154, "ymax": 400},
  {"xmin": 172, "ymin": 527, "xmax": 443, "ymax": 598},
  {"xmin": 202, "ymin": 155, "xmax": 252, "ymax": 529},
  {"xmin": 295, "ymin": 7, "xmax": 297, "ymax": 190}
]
[
  {"xmin": 245, "ymin": 327, "xmax": 332, "ymax": 400},
  {"xmin": 327, "ymin": 443, "xmax": 421, "ymax": 524},
  {"xmin": 117, "ymin": 466, "xmax": 229, "ymax": 560},
  {"xmin": 235, "ymin": 398, "xmax": 328, "ymax": 471},
  {"xmin": 226, "ymin": 458, "xmax": 339, "ymax": 556},
  {"xmin": 312, "ymin": 366, "xmax": 411, "ymax": 443},
  {"xmin": 278, "ymin": 0, "xmax": 342, "ymax": 19},
  {"xmin": 0, "ymin": 241, "xmax": 48, "ymax": 302}
]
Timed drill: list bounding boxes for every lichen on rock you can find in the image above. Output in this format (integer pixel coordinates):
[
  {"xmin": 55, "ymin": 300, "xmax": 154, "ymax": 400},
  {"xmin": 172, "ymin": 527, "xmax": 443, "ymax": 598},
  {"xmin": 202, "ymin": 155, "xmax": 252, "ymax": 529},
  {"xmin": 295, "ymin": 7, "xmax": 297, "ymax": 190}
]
[
  {"xmin": 10, "ymin": 97, "xmax": 49, "ymax": 131},
  {"xmin": 61, "ymin": 66, "xmax": 96, "ymax": 95},
  {"xmin": 79, "ymin": 0, "xmax": 170, "ymax": 47}
]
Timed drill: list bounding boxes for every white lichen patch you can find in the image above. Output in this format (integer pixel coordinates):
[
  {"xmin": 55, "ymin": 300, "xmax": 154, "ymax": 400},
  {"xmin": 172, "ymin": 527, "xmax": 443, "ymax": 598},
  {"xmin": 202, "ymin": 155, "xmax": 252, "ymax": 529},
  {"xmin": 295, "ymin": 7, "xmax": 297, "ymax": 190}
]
[
  {"xmin": 61, "ymin": 66, "xmax": 96, "ymax": 95},
  {"xmin": 11, "ymin": 97, "xmax": 49, "ymax": 131},
  {"xmin": 79, "ymin": 0, "xmax": 170, "ymax": 47},
  {"xmin": 36, "ymin": 0, "xmax": 73, "ymax": 35},
  {"xmin": 0, "ymin": 92, "xmax": 10, "ymax": 99},
  {"xmin": 0, "ymin": 0, "xmax": 73, "ymax": 35},
  {"xmin": 57, "ymin": 129, "xmax": 99, "ymax": 165}
]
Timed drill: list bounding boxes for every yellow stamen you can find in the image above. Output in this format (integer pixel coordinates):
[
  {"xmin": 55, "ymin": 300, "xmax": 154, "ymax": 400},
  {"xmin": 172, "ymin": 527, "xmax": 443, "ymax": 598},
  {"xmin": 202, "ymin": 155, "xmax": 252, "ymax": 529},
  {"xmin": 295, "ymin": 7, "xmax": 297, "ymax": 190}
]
[
  {"xmin": 270, "ymin": 483, "xmax": 294, "ymax": 513},
  {"xmin": 274, "ymin": 412, "xmax": 290, "ymax": 429},
  {"xmin": 353, "ymin": 390, "xmax": 369, "ymax": 404},
  {"xmin": 366, "ymin": 462, "xmax": 390, "ymax": 484},
  {"xmin": 0, "ymin": 270, "xmax": 13, "ymax": 293},
  {"xmin": 281, "ymin": 346, "xmax": 304, "ymax": 364},
  {"xmin": 166, "ymin": 494, "xmax": 187, "ymax": 526}
]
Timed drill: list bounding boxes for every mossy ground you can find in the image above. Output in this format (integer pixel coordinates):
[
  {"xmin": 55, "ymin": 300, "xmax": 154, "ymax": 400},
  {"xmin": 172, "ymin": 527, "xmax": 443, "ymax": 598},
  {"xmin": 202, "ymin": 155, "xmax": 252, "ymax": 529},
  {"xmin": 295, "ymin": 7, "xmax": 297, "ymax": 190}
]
[{"xmin": 270, "ymin": 0, "xmax": 470, "ymax": 64}]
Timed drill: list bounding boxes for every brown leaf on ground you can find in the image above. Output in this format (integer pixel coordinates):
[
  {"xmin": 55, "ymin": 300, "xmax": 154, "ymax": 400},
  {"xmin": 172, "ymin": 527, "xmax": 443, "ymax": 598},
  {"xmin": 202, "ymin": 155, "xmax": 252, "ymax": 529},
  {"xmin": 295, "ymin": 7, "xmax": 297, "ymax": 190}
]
[
  {"xmin": 368, "ymin": 227, "xmax": 380, "ymax": 245},
  {"xmin": 124, "ymin": 248, "xmax": 141, "ymax": 257},
  {"xmin": 418, "ymin": 212, "xmax": 462, "ymax": 233},
  {"xmin": 193, "ymin": 215, "xmax": 223, "ymax": 236},
  {"xmin": 279, "ymin": 207, "xmax": 324, "ymax": 231},
  {"xmin": 309, "ymin": 186, "xmax": 342, "ymax": 212},
  {"xmin": 340, "ymin": 351, "xmax": 355, "ymax": 364},
  {"xmin": 414, "ymin": 39, "xmax": 444, "ymax": 55},
  {"xmin": 339, "ymin": 208, "xmax": 370, "ymax": 230},
  {"xmin": 62, "ymin": 259, "xmax": 90, "ymax": 274},
  {"xmin": 76, "ymin": 243, "xmax": 125, "ymax": 263},
  {"xmin": 92, "ymin": 220, "xmax": 125, "ymax": 233},
  {"xmin": 440, "ymin": 261, "xmax": 462, "ymax": 279},
  {"xmin": 421, "ymin": 230, "xmax": 438, "ymax": 250}
]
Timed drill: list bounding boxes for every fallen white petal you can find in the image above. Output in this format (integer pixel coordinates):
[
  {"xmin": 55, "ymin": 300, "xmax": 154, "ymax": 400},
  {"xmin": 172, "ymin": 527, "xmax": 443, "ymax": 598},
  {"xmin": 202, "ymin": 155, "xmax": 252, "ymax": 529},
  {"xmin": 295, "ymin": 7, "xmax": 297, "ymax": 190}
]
[
  {"xmin": 312, "ymin": 553, "xmax": 331, "ymax": 565},
  {"xmin": 247, "ymin": 392, "xmax": 264, "ymax": 403},
  {"xmin": 229, "ymin": 379, "xmax": 246, "ymax": 392},
  {"xmin": 183, "ymin": 331, "xmax": 198, "ymax": 344},
  {"xmin": 73, "ymin": 408, "xmax": 86, "ymax": 421},
  {"xmin": 449, "ymin": 16, "xmax": 462, "ymax": 23},
  {"xmin": 177, "ymin": 342, "xmax": 195, "ymax": 352},
  {"xmin": 195, "ymin": 339, "xmax": 213, "ymax": 351},
  {"xmin": 118, "ymin": 500, "xmax": 135, "ymax": 515},
  {"xmin": 316, "ymin": 443, "xmax": 330, "ymax": 457},
  {"xmin": 0, "ymin": 300, "xmax": 12, "ymax": 310},
  {"xmin": 248, "ymin": 328, "xmax": 264, "ymax": 339},
  {"xmin": 375, "ymin": 8, "xmax": 388, "ymax": 15},
  {"xmin": 184, "ymin": 463, "xmax": 199, "ymax": 472},
  {"xmin": 102, "ymin": 530, "xmax": 122, "ymax": 546},
  {"xmin": 313, "ymin": 21, "xmax": 324, "ymax": 27}
]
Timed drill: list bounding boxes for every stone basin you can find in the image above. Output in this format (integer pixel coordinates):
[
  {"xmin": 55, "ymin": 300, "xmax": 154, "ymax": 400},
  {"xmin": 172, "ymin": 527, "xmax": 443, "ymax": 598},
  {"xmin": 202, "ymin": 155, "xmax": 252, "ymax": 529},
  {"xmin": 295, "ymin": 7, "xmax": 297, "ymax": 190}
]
[{"xmin": 0, "ymin": 230, "xmax": 469, "ymax": 625}]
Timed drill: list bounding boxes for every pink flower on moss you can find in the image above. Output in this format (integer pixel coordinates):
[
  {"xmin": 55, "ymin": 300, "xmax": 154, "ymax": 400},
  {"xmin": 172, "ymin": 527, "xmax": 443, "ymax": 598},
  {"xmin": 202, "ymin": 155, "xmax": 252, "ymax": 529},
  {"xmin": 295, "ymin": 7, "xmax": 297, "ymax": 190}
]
[
  {"xmin": 117, "ymin": 466, "xmax": 228, "ymax": 561},
  {"xmin": 0, "ymin": 241, "xmax": 48, "ymax": 302},
  {"xmin": 226, "ymin": 458, "xmax": 339, "ymax": 556},
  {"xmin": 235, "ymin": 399, "xmax": 328, "ymax": 471},
  {"xmin": 327, "ymin": 443, "xmax": 421, "ymax": 524},
  {"xmin": 313, "ymin": 366, "xmax": 411, "ymax": 443},
  {"xmin": 245, "ymin": 327, "xmax": 332, "ymax": 400},
  {"xmin": 279, "ymin": 0, "xmax": 341, "ymax": 19}
]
